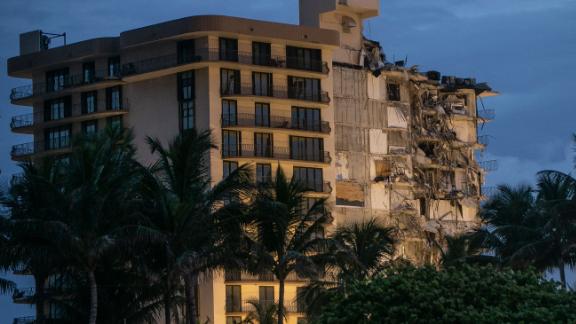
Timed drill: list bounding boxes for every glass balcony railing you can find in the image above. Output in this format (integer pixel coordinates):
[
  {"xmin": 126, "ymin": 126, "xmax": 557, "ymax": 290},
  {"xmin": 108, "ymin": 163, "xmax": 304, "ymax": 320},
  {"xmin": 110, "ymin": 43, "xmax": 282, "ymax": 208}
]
[
  {"xmin": 221, "ymin": 144, "xmax": 331, "ymax": 164},
  {"xmin": 221, "ymin": 113, "xmax": 330, "ymax": 134}
]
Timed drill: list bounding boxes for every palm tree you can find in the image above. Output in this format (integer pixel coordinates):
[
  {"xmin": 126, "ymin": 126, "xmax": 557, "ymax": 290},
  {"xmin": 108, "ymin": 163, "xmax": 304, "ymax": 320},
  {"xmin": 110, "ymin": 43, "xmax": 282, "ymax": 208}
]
[
  {"xmin": 130, "ymin": 129, "xmax": 251, "ymax": 324},
  {"xmin": 242, "ymin": 299, "xmax": 278, "ymax": 324},
  {"xmin": 247, "ymin": 166, "xmax": 329, "ymax": 324}
]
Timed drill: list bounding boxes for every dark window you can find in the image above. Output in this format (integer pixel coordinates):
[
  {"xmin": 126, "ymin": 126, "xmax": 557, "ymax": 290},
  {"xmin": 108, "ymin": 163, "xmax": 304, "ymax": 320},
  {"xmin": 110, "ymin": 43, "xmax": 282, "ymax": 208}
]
[
  {"xmin": 82, "ymin": 120, "xmax": 98, "ymax": 135},
  {"xmin": 107, "ymin": 116, "xmax": 123, "ymax": 129},
  {"xmin": 223, "ymin": 161, "xmax": 239, "ymax": 179},
  {"xmin": 177, "ymin": 39, "xmax": 196, "ymax": 64},
  {"xmin": 108, "ymin": 57, "xmax": 121, "ymax": 77},
  {"xmin": 178, "ymin": 71, "xmax": 195, "ymax": 130},
  {"xmin": 81, "ymin": 91, "xmax": 98, "ymax": 114},
  {"xmin": 45, "ymin": 126, "xmax": 71, "ymax": 151},
  {"xmin": 259, "ymin": 286, "xmax": 274, "ymax": 307},
  {"xmin": 223, "ymin": 130, "xmax": 241, "ymax": 158},
  {"xmin": 225, "ymin": 285, "xmax": 242, "ymax": 312},
  {"xmin": 253, "ymin": 42, "xmax": 272, "ymax": 66},
  {"xmin": 222, "ymin": 100, "xmax": 238, "ymax": 127},
  {"xmin": 254, "ymin": 133, "xmax": 273, "ymax": 157},
  {"xmin": 253, "ymin": 72, "xmax": 273, "ymax": 96},
  {"xmin": 227, "ymin": 317, "xmax": 243, "ymax": 324},
  {"xmin": 387, "ymin": 83, "xmax": 401, "ymax": 101},
  {"xmin": 288, "ymin": 76, "xmax": 321, "ymax": 102},
  {"xmin": 82, "ymin": 62, "xmax": 95, "ymax": 83},
  {"xmin": 106, "ymin": 86, "xmax": 122, "ymax": 110},
  {"xmin": 221, "ymin": 69, "xmax": 241, "ymax": 95},
  {"xmin": 219, "ymin": 38, "xmax": 238, "ymax": 62},
  {"xmin": 290, "ymin": 136, "xmax": 324, "ymax": 162},
  {"xmin": 286, "ymin": 46, "xmax": 322, "ymax": 72},
  {"xmin": 291, "ymin": 107, "xmax": 321, "ymax": 131},
  {"xmin": 46, "ymin": 68, "xmax": 69, "ymax": 92},
  {"xmin": 256, "ymin": 164, "xmax": 272, "ymax": 185},
  {"xmin": 255, "ymin": 103, "xmax": 270, "ymax": 127},
  {"xmin": 293, "ymin": 167, "xmax": 323, "ymax": 192},
  {"xmin": 44, "ymin": 97, "xmax": 71, "ymax": 121}
]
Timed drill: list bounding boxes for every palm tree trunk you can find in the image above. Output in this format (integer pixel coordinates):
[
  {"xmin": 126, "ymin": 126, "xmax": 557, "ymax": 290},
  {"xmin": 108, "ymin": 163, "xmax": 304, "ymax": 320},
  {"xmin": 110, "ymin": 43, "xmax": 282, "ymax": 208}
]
[
  {"xmin": 184, "ymin": 272, "xmax": 198, "ymax": 324},
  {"xmin": 559, "ymin": 260, "xmax": 567, "ymax": 289},
  {"xmin": 88, "ymin": 271, "xmax": 98, "ymax": 324},
  {"xmin": 277, "ymin": 278, "xmax": 285, "ymax": 324},
  {"xmin": 164, "ymin": 294, "xmax": 172, "ymax": 324},
  {"xmin": 34, "ymin": 275, "xmax": 46, "ymax": 323}
]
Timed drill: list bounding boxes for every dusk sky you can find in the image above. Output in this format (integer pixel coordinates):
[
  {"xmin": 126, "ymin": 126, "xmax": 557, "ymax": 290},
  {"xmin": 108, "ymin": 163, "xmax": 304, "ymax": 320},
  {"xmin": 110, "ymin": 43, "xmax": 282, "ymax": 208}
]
[{"xmin": 1, "ymin": 0, "xmax": 575, "ymax": 320}]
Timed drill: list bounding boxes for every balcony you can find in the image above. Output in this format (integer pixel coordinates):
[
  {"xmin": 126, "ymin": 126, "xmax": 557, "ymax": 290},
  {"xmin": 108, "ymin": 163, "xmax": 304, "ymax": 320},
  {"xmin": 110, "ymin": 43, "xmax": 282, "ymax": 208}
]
[
  {"xmin": 222, "ymin": 113, "xmax": 331, "ymax": 134},
  {"xmin": 10, "ymin": 102, "xmax": 129, "ymax": 134},
  {"xmin": 12, "ymin": 136, "xmax": 72, "ymax": 160},
  {"xmin": 12, "ymin": 287, "xmax": 35, "ymax": 304},
  {"xmin": 121, "ymin": 48, "xmax": 329, "ymax": 78},
  {"xmin": 224, "ymin": 270, "xmax": 306, "ymax": 282},
  {"xmin": 221, "ymin": 84, "xmax": 330, "ymax": 104},
  {"xmin": 226, "ymin": 300, "xmax": 304, "ymax": 314},
  {"xmin": 10, "ymin": 69, "xmax": 121, "ymax": 104},
  {"xmin": 221, "ymin": 144, "xmax": 331, "ymax": 164}
]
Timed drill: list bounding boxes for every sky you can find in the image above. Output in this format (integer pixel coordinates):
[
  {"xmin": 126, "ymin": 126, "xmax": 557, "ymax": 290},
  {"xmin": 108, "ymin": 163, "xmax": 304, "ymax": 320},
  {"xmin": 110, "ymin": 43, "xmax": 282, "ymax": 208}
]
[{"xmin": 0, "ymin": 0, "xmax": 575, "ymax": 320}]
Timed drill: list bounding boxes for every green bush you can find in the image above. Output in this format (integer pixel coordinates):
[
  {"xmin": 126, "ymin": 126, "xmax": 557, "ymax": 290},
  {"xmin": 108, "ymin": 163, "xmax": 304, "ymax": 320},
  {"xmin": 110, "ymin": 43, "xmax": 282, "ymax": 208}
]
[{"xmin": 313, "ymin": 265, "xmax": 576, "ymax": 323}]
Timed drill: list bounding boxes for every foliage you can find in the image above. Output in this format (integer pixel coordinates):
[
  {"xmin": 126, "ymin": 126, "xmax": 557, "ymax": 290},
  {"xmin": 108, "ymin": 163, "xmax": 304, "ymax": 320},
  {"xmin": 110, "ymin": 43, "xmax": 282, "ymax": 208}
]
[{"xmin": 313, "ymin": 265, "xmax": 576, "ymax": 324}]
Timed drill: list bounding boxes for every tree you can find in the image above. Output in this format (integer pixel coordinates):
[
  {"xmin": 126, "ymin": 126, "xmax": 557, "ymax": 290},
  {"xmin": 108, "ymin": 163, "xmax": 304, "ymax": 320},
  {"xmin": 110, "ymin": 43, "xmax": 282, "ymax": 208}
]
[
  {"xmin": 130, "ymin": 129, "xmax": 251, "ymax": 324},
  {"xmin": 313, "ymin": 265, "xmax": 576, "ymax": 323},
  {"xmin": 242, "ymin": 299, "xmax": 278, "ymax": 324}
]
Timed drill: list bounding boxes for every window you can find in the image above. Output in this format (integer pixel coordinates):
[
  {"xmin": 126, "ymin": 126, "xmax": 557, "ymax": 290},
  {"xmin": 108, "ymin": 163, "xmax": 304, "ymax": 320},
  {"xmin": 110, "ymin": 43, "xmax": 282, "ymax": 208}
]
[
  {"xmin": 297, "ymin": 287, "xmax": 307, "ymax": 312},
  {"xmin": 46, "ymin": 68, "xmax": 69, "ymax": 92},
  {"xmin": 83, "ymin": 62, "xmax": 95, "ymax": 83},
  {"xmin": 291, "ymin": 107, "xmax": 321, "ymax": 131},
  {"xmin": 293, "ymin": 167, "xmax": 323, "ymax": 192},
  {"xmin": 286, "ymin": 46, "xmax": 322, "ymax": 72},
  {"xmin": 44, "ymin": 97, "xmax": 70, "ymax": 121},
  {"xmin": 256, "ymin": 164, "xmax": 272, "ymax": 185},
  {"xmin": 255, "ymin": 103, "xmax": 270, "ymax": 127},
  {"xmin": 225, "ymin": 285, "xmax": 242, "ymax": 312},
  {"xmin": 223, "ymin": 161, "xmax": 238, "ymax": 179},
  {"xmin": 107, "ymin": 116, "xmax": 123, "ymax": 129},
  {"xmin": 290, "ymin": 136, "xmax": 324, "ymax": 162},
  {"xmin": 219, "ymin": 38, "xmax": 238, "ymax": 62},
  {"xmin": 227, "ymin": 317, "xmax": 242, "ymax": 324},
  {"xmin": 253, "ymin": 72, "xmax": 273, "ymax": 97},
  {"xmin": 253, "ymin": 42, "xmax": 271, "ymax": 66},
  {"xmin": 106, "ymin": 86, "xmax": 122, "ymax": 110},
  {"xmin": 177, "ymin": 39, "xmax": 196, "ymax": 64},
  {"xmin": 221, "ymin": 69, "xmax": 241, "ymax": 95},
  {"xmin": 387, "ymin": 83, "xmax": 401, "ymax": 101},
  {"xmin": 108, "ymin": 57, "xmax": 120, "ymax": 77},
  {"xmin": 45, "ymin": 126, "xmax": 71, "ymax": 150},
  {"xmin": 254, "ymin": 133, "xmax": 273, "ymax": 157},
  {"xmin": 259, "ymin": 286, "xmax": 274, "ymax": 307},
  {"xmin": 222, "ymin": 100, "xmax": 238, "ymax": 127},
  {"xmin": 222, "ymin": 130, "xmax": 241, "ymax": 158},
  {"xmin": 82, "ymin": 120, "xmax": 98, "ymax": 135},
  {"xmin": 288, "ymin": 76, "xmax": 321, "ymax": 102},
  {"xmin": 178, "ymin": 71, "xmax": 195, "ymax": 130},
  {"xmin": 81, "ymin": 91, "xmax": 98, "ymax": 114}
]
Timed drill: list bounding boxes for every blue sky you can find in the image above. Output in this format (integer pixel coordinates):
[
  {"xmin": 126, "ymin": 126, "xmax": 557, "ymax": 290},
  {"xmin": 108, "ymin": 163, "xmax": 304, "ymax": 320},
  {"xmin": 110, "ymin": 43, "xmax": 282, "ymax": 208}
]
[{"xmin": 1, "ymin": 0, "xmax": 575, "ymax": 320}]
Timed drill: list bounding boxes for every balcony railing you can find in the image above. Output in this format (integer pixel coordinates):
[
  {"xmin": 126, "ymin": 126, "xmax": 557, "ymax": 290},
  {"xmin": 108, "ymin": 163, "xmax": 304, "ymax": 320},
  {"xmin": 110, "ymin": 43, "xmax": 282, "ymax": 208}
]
[
  {"xmin": 13, "ymin": 317, "xmax": 36, "ymax": 324},
  {"xmin": 224, "ymin": 270, "xmax": 306, "ymax": 282},
  {"xmin": 12, "ymin": 287, "xmax": 35, "ymax": 303},
  {"xmin": 222, "ymin": 113, "xmax": 331, "ymax": 134},
  {"xmin": 12, "ymin": 136, "xmax": 72, "ymax": 159},
  {"xmin": 10, "ymin": 101, "xmax": 130, "ymax": 131},
  {"xmin": 226, "ymin": 300, "xmax": 303, "ymax": 313},
  {"xmin": 121, "ymin": 48, "xmax": 329, "ymax": 77},
  {"xmin": 222, "ymin": 144, "xmax": 331, "ymax": 164},
  {"xmin": 10, "ymin": 69, "xmax": 120, "ymax": 101},
  {"xmin": 221, "ymin": 84, "xmax": 330, "ymax": 103}
]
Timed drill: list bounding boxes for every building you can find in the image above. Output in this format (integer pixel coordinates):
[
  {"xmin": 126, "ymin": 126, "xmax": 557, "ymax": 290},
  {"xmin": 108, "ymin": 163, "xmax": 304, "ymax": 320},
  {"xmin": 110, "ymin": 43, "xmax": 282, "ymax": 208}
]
[{"xmin": 6, "ymin": 0, "xmax": 497, "ymax": 323}]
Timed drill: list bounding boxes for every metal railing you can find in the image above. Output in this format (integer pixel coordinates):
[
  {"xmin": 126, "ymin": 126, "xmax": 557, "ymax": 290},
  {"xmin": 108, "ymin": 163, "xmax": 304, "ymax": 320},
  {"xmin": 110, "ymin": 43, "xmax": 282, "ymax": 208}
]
[
  {"xmin": 12, "ymin": 135, "xmax": 72, "ymax": 158},
  {"xmin": 10, "ymin": 101, "xmax": 130, "ymax": 131},
  {"xmin": 12, "ymin": 287, "xmax": 35, "ymax": 302},
  {"xmin": 10, "ymin": 69, "xmax": 120, "ymax": 101},
  {"xmin": 221, "ymin": 113, "xmax": 331, "ymax": 134},
  {"xmin": 224, "ymin": 270, "xmax": 305, "ymax": 282},
  {"xmin": 221, "ymin": 144, "xmax": 331, "ymax": 164},
  {"xmin": 121, "ymin": 48, "xmax": 329, "ymax": 76},
  {"xmin": 226, "ymin": 300, "xmax": 303, "ymax": 313},
  {"xmin": 221, "ymin": 84, "xmax": 330, "ymax": 103},
  {"xmin": 13, "ymin": 317, "xmax": 36, "ymax": 324}
]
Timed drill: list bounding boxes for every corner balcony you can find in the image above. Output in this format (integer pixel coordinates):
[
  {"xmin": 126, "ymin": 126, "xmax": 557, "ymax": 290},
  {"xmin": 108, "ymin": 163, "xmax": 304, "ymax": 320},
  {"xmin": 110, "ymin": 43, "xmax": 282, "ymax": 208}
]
[
  {"xmin": 221, "ymin": 113, "xmax": 331, "ymax": 135},
  {"xmin": 11, "ymin": 136, "xmax": 72, "ymax": 161},
  {"xmin": 9, "ymin": 69, "xmax": 122, "ymax": 106},
  {"xmin": 221, "ymin": 144, "xmax": 332, "ymax": 165},
  {"xmin": 221, "ymin": 84, "xmax": 330, "ymax": 104},
  {"xmin": 10, "ymin": 102, "xmax": 129, "ymax": 134}
]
